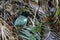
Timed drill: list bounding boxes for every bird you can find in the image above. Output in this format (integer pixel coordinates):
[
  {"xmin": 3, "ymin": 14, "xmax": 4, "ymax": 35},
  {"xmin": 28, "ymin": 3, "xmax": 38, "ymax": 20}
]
[{"xmin": 14, "ymin": 11, "xmax": 30, "ymax": 27}]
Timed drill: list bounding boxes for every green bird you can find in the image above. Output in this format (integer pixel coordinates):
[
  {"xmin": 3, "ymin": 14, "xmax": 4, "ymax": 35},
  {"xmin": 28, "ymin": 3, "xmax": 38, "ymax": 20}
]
[{"xmin": 14, "ymin": 15, "xmax": 28, "ymax": 26}]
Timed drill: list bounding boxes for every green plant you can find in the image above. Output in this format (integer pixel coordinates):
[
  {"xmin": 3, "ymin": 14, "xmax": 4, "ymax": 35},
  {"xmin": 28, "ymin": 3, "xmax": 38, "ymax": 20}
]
[
  {"xmin": 35, "ymin": 20, "xmax": 42, "ymax": 32},
  {"xmin": 20, "ymin": 25, "xmax": 41, "ymax": 40}
]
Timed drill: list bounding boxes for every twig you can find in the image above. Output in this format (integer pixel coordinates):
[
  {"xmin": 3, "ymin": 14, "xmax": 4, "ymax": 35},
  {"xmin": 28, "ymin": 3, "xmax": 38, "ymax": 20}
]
[
  {"xmin": 44, "ymin": 31, "xmax": 51, "ymax": 40},
  {"xmin": 56, "ymin": 0, "xmax": 59, "ymax": 9},
  {"xmin": 28, "ymin": 17, "xmax": 35, "ymax": 27}
]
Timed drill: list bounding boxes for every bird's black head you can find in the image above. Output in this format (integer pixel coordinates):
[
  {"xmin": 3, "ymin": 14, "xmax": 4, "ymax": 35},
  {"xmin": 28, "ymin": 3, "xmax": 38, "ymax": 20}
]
[
  {"xmin": 19, "ymin": 11, "xmax": 32, "ymax": 17},
  {"xmin": 21, "ymin": 12, "xmax": 29, "ymax": 17}
]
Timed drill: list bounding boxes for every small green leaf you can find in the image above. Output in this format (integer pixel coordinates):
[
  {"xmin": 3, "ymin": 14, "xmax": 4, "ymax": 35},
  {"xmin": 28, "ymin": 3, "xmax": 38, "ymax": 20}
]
[
  {"xmin": 20, "ymin": 35, "xmax": 29, "ymax": 40},
  {"xmin": 34, "ymin": 33, "xmax": 41, "ymax": 40},
  {"xmin": 29, "ymin": 25, "xmax": 36, "ymax": 33},
  {"xmin": 56, "ymin": 20, "xmax": 60, "ymax": 25},
  {"xmin": 35, "ymin": 20, "xmax": 42, "ymax": 32},
  {"xmin": 54, "ymin": 8, "xmax": 60, "ymax": 17}
]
